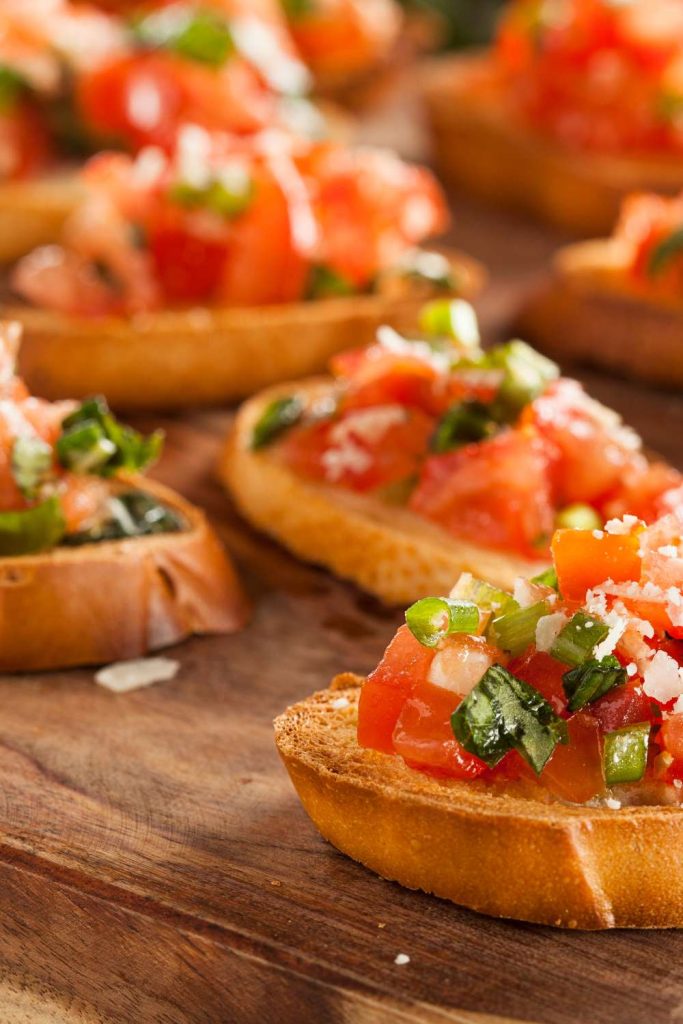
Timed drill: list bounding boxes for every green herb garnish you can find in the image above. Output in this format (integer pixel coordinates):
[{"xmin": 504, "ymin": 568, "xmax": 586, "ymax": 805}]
[
  {"xmin": 550, "ymin": 610, "xmax": 609, "ymax": 667},
  {"xmin": 405, "ymin": 596, "xmax": 479, "ymax": 648},
  {"xmin": 490, "ymin": 600, "xmax": 550, "ymax": 656},
  {"xmin": 62, "ymin": 490, "xmax": 184, "ymax": 546},
  {"xmin": 11, "ymin": 436, "xmax": 53, "ymax": 500},
  {"xmin": 603, "ymin": 722, "xmax": 650, "ymax": 786},
  {"xmin": 0, "ymin": 496, "xmax": 65, "ymax": 556},
  {"xmin": 306, "ymin": 265, "xmax": 356, "ymax": 300},
  {"xmin": 251, "ymin": 396, "xmax": 303, "ymax": 450},
  {"xmin": 131, "ymin": 6, "xmax": 235, "ymax": 67},
  {"xmin": 169, "ymin": 174, "xmax": 253, "ymax": 219},
  {"xmin": 451, "ymin": 664, "xmax": 568, "ymax": 774},
  {"xmin": 647, "ymin": 228, "xmax": 683, "ymax": 277},
  {"xmin": 555, "ymin": 502, "xmax": 602, "ymax": 531},
  {"xmin": 486, "ymin": 340, "xmax": 559, "ymax": 419},
  {"xmin": 419, "ymin": 298, "xmax": 480, "ymax": 348},
  {"xmin": 57, "ymin": 397, "xmax": 163, "ymax": 477},
  {"xmin": 563, "ymin": 655, "xmax": 627, "ymax": 713},
  {"xmin": 430, "ymin": 399, "xmax": 498, "ymax": 453},
  {"xmin": 530, "ymin": 566, "xmax": 559, "ymax": 591},
  {"xmin": 0, "ymin": 66, "xmax": 28, "ymax": 113}
]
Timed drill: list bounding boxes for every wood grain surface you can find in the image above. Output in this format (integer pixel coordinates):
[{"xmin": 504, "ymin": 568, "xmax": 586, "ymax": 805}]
[{"xmin": 0, "ymin": 171, "xmax": 682, "ymax": 1024}]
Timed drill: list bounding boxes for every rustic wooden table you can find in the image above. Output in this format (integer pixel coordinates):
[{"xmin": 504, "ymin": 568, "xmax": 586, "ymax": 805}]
[{"xmin": 1, "ymin": 155, "xmax": 682, "ymax": 1023}]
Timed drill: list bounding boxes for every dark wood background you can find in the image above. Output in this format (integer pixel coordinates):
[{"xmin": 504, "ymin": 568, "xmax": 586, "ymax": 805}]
[{"xmin": 0, "ymin": 102, "xmax": 682, "ymax": 1024}]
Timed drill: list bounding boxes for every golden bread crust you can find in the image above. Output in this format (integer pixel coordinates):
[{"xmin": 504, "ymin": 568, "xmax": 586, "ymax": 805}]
[{"xmin": 0, "ymin": 175, "xmax": 81, "ymax": 264}]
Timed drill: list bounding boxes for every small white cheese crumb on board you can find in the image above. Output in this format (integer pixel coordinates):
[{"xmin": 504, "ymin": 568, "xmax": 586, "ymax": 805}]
[
  {"xmin": 95, "ymin": 657, "xmax": 180, "ymax": 693},
  {"xmin": 394, "ymin": 953, "xmax": 410, "ymax": 966}
]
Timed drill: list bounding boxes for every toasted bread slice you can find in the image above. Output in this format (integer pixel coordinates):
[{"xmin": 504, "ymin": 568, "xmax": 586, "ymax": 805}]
[
  {"xmin": 0, "ymin": 477, "xmax": 248, "ymax": 672},
  {"xmin": 276, "ymin": 678, "xmax": 683, "ymax": 929},
  {"xmin": 8, "ymin": 249, "xmax": 482, "ymax": 411},
  {"xmin": 422, "ymin": 54, "xmax": 683, "ymax": 236},
  {"xmin": 0, "ymin": 174, "xmax": 81, "ymax": 264},
  {"xmin": 517, "ymin": 239, "xmax": 683, "ymax": 389},
  {"xmin": 220, "ymin": 379, "xmax": 542, "ymax": 603}
]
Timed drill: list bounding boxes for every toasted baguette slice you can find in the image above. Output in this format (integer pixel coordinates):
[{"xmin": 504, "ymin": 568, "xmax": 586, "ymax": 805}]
[
  {"xmin": 8, "ymin": 249, "xmax": 482, "ymax": 411},
  {"xmin": 276, "ymin": 678, "xmax": 683, "ymax": 929},
  {"xmin": 0, "ymin": 477, "xmax": 248, "ymax": 672},
  {"xmin": 517, "ymin": 239, "xmax": 683, "ymax": 389},
  {"xmin": 221, "ymin": 380, "xmax": 542, "ymax": 603},
  {"xmin": 422, "ymin": 54, "xmax": 683, "ymax": 236},
  {"xmin": 0, "ymin": 174, "xmax": 81, "ymax": 264}
]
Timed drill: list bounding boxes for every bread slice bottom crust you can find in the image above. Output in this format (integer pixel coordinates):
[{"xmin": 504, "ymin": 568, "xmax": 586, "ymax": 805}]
[
  {"xmin": 221, "ymin": 380, "xmax": 543, "ymax": 603},
  {"xmin": 8, "ymin": 249, "xmax": 482, "ymax": 410},
  {"xmin": 276, "ymin": 679, "xmax": 683, "ymax": 930},
  {"xmin": 422, "ymin": 54, "xmax": 683, "ymax": 236},
  {"xmin": 517, "ymin": 240, "xmax": 683, "ymax": 389},
  {"xmin": 0, "ymin": 477, "xmax": 248, "ymax": 671}
]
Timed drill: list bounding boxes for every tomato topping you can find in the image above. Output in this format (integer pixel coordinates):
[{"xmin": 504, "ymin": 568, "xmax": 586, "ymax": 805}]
[
  {"xmin": 508, "ymin": 649, "xmax": 568, "ymax": 716},
  {"xmin": 591, "ymin": 680, "xmax": 653, "ymax": 733},
  {"xmin": 661, "ymin": 714, "xmax": 683, "ymax": 762},
  {"xmin": 286, "ymin": 0, "xmax": 400, "ymax": 83},
  {"xmin": 393, "ymin": 678, "xmax": 487, "ymax": 780},
  {"xmin": 536, "ymin": 712, "xmax": 605, "ymax": 804},
  {"xmin": 0, "ymin": 104, "xmax": 53, "ymax": 181},
  {"xmin": 552, "ymin": 528, "xmax": 642, "ymax": 601},
  {"xmin": 410, "ymin": 428, "xmax": 556, "ymax": 559},
  {"xmin": 357, "ymin": 625, "xmax": 433, "ymax": 753}
]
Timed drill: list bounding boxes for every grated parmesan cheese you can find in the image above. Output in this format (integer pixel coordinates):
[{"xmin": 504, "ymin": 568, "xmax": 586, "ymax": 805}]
[
  {"xmin": 95, "ymin": 657, "xmax": 179, "ymax": 693},
  {"xmin": 642, "ymin": 650, "xmax": 683, "ymax": 704}
]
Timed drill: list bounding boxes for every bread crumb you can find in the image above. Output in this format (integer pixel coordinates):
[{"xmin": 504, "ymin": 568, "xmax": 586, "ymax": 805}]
[
  {"xmin": 270, "ymin": 880, "xmax": 281, "ymax": 887},
  {"xmin": 394, "ymin": 953, "xmax": 410, "ymax": 966},
  {"xmin": 605, "ymin": 797, "xmax": 621, "ymax": 810},
  {"xmin": 95, "ymin": 657, "xmax": 179, "ymax": 693},
  {"xmin": 377, "ymin": 922, "xmax": 386, "ymax": 928},
  {"xmin": 331, "ymin": 697, "xmax": 350, "ymax": 709}
]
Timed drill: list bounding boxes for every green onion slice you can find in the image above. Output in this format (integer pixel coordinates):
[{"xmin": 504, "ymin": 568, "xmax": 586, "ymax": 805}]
[
  {"xmin": 603, "ymin": 722, "xmax": 650, "ymax": 786},
  {"xmin": 530, "ymin": 566, "xmax": 559, "ymax": 591},
  {"xmin": 550, "ymin": 610, "xmax": 609, "ymax": 667},
  {"xmin": 169, "ymin": 174, "xmax": 253, "ymax": 219},
  {"xmin": 0, "ymin": 496, "xmax": 65, "ymax": 556},
  {"xmin": 490, "ymin": 600, "xmax": 550, "ymax": 656},
  {"xmin": 306, "ymin": 265, "xmax": 356, "ymax": 300},
  {"xmin": 62, "ymin": 490, "xmax": 184, "ymax": 546},
  {"xmin": 486, "ymin": 340, "xmax": 559, "ymax": 418},
  {"xmin": 57, "ymin": 397, "xmax": 163, "ymax": 477},
  {"xmin": 647, "ymin": 228, "xmax": 683, "ymax": 278},
  {"xmin": 562, "ymin": 655, "xmax": 627, "ymax": 713},
  {"xmin": 555, "ymin": 503, "xmax": 602, "ymax": 531},
  {"xmin": 430, "ymin": 400, "xmax": 498, "ymax": 454},
  {"xmin": 251, "ymin": 396, "xmax": 303, "ymax": 450},
  {"xmin": 451, "ymin": 664, "xmax": 568, "ymax": 774},
  {"xmin": 449, "ymin": 573, "xmax": 518, "ymax": 617},
  {"xmin": 405, "ymin": 596, "xmax": 479, "ymax": 648},
  {"xmin": 11, "ymin": 435, "xmax": 54, "ymax": 499},
  {"xmin": 419, "ymin": 299, "xmax": 480, "ymax": 349},
  {"xmin": 0, "ymin": 65, "xmax": 28, "ymax": 113},
  {"xmin": 132, "ymin": 7, "xmax": 235, "ymax": 66}
]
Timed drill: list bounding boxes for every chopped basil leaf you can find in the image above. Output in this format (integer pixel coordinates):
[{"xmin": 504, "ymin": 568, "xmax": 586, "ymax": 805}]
[
  {"xmin": 11, "ymin": 436, "xmax": 53, "ymax": 499},
  {"xmin": 0, "ymin": 496, "xmax": 65, "ymax": 556},
  {"xmin": 57, "ymin": 397, "xmax": 163, "ymax": 477},
  {"xmin": 563, "ymin": 655, "xmax": 627, "ymax": 713},
  {"xmin": 647, "ymin": 228, "xmax": 683, "ymax": 277},
  {"xmin": 430, "ymin": 399, "xmax": 498, "ymax": 453},
  {"xmin": 131, "ymin": 7, "xmax": 235, "ymax": 67},
  {"xmin": 0, "ymin": 66, "xmax": 28, "ymax": 113},
  {"xmin": 490, "ymin": 600, "xmax": 550, "ymax": 656},
  {"xmin": 451, "ymin": 664, "xmax": 568, "ymax": 774},
  {"xmin": 405, "ymin": 596, "xmax": 479, "ymax": 648},
  {"xmin": 169, "ymin": 174, "xmax": 253, "ymax": 219},
  {"xmin": 603, "ymin": 722, "xmax": 650, "ymax": 786},
  {"xmin": 550, "ymin": 610, "xmax": 609, "ymax": 667},
  {"xmin": 251, "ymin": 396, "xmax": 303, "ymax": 450},
  {"xmin": 306, "ymin": 265, "xmax": 356, "ymax": 300},
  {"xmin": 62, "ymin": 490, "xmax": 184, "ymax": 546}
]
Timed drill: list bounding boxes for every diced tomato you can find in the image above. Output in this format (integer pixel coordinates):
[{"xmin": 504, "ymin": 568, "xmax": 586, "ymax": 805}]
[
  {"xmin": 147, "ymin": 224, "xmax": 228, "ymax": 305},
  {"xmin": 508, "ymin": 649, "xmax": 569, "ymax": 716},
  {"xmin": 0, "ymin": 104, "xmax": 52, "ymax": 181},
  {"xmin": 357, "ymin": 625, "xmax": 433, "ymax": 753},
  {"xmin": 552, "ymin": 528, "xmax": 642, "ymax": 601},
  {"xmin": 660, "ymin": 714, "xmax": 683, "ymax": 761},
  {"xmin": 60, "ymin": 475, "xmax": 110, "ymax": 534},
  {"xmin": 537, "ymin": 712, "xmax": 606, "ymax": 804},
  {"xmin": 591, "ymin": 680, "xmax": 653, "ymax": 732},
  {"xmin": 393, "ymin": 677, "xmax": 488, "ymax": 780},
  {"xmin": 279, "ymin": 407, "xmax": 434, "ymax": 493},
  {"xmin": 602, "ymin": 460, "xmax": 683, "ymax": 523},
  {"xmin": 286, "ymin": 0, "xmax": 400, "ymax": 82},
  {"xmin": 410, "ymin": 427, "xmax": 556, "ymax": 559}
]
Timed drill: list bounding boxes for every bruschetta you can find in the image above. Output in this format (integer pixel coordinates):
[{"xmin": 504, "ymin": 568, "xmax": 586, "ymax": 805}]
[
  {"xmin": 222, "ymin": 300, "xmax": 682, "ymax": 603},
  {"xmin": 423, "ymin": 0, "xmax": 683, "ymax": 235},
  {"xmin": 8, "ymin": 131, "xmax": 478, "ymax": 409},
  {"xmin": 518, "ymin": 190, "xmax": 683, "ymax": 388},
  {"xmin": 276, "ymin": 511, "xmax": 683, "ymax": 929},
  {"xmin": 0, "ymin": 319, "xmax": 247, "ymax": 671}
]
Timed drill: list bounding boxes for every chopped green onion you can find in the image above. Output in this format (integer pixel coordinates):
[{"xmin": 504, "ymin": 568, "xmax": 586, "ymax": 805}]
[
  {"xmin": 555, "ymin": 503, "xmax": 602, "ymax": 531},
  {"xmin": 430, "ymin": 400, "xmax": 498, "ymax": 454},
  {"xmin": 603, "ymin": 722, "xmax": 650, "ymax": 786},
  {"xmin": 0, "ymin": 496, "xmax": 65, "ymax": 556},
  {"xmin": 419, "ymin": 299, "xmax": 480, "ymax": 349},
  {"xmin": 562, "ymin": 655, "xmax": 627, "ymax": 713},
  {"xmin": 490, "ymin": 600, "xmax": 550, "ymax": 656},
  {"xmin": 405, "ymin": 596, "xmax": 479, "ymax": 648},
  {"xmin": 451, "ymin": 664, "xmax": 568, "ymax": 774},
  {"xmin": 169, "ymin": 175, "xmax": 252, "ymax": 219},
  {"xmin": 550, "ymin": 610, "xmax": 609, "ymax": 667},
  {"xmin": 11, "ymin": 436, "xmax": 53, "ymax": 499},
  {"xmin": 402, "ymin": 251, "xmax": 456, "ymax": 292},
  {"xmin": 487, "ymin": 340, "xmax": 559, "ymax": 418},
  {"xmin": 450, "ymin": 573, "xmax": 518, "ymax": 617},
  {"xmin": 57, "ymin": 397, "xmax": 163, "ymax": 477},
  {"xmin": 306, "ymin": 265, "xmax": 355, "ymax": 300},
  {"xmin": 62, "ymin": 490, "xmax": 184, "ymax": 546},
  {"xmin": 530, "ymin": 566, "xmax": 559, "ymax": 590},
  {"xmin": 647, "ymin": 227, "xmax": 683, "ymax": 277},
  {"xmin": 251, "ymin": 396, "xmax": 303, "ymax": 450},
  {"xmin": 280, "ymin": 0, "xmax": 314, "ymax": 19},
  {"xmin": 131, "ymin": 7, "xmax": 234, "ymax": 67},
  {"xmin": 0, "ymin": 65, "xmax": 28, "ymax": 113}
]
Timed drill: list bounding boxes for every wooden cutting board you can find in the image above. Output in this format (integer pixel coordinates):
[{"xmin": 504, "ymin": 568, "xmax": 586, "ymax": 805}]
[{"xmin": 0, "ymin": 200, "xmax": 682, "ymax": 1024}]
